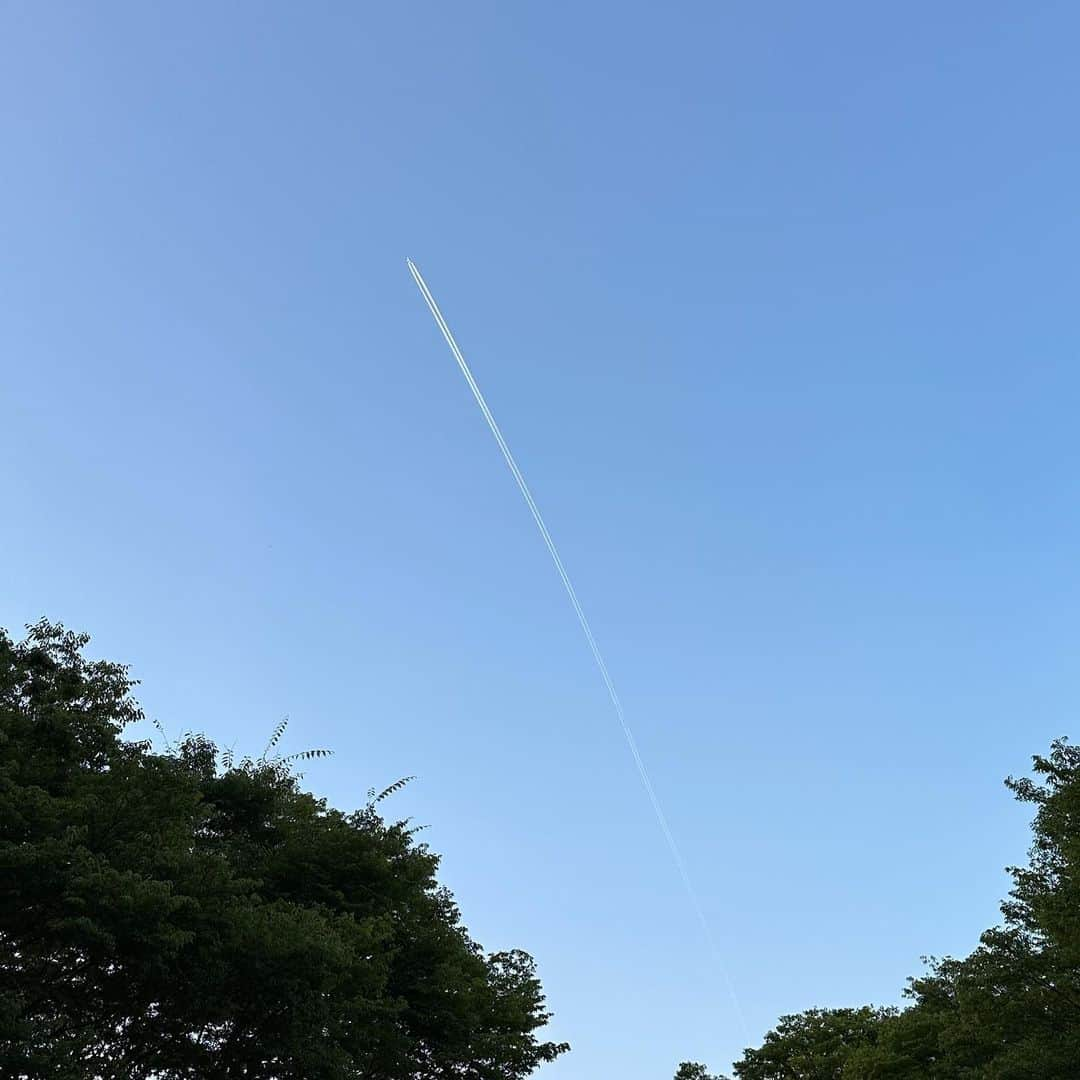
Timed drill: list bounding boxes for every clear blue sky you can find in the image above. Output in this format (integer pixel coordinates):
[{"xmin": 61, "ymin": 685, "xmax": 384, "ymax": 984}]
[{"xmin": 4, "ymin": 3, "xmax": 1079, "ymax": 1075}]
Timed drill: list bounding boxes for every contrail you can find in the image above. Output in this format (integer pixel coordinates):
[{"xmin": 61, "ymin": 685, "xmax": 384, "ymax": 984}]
[{"xmin": 406, "ymin": 258, "xmax": 747, "ymax": 1037}]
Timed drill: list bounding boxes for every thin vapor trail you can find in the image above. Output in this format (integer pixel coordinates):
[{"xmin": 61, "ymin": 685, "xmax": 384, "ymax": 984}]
[{"xmin": 406, "ymin": 258, "xmax": 747, "ymax": 1037}]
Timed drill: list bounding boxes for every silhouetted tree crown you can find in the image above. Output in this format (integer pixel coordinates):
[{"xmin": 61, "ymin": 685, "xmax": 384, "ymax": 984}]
[
  {"xmin": 681, "ymin": 739, "xmax": 1080, "ymax": 1078},
  {"xmin": 0, "ymin": 620, "xmax": 567, "ymax": 1079}
]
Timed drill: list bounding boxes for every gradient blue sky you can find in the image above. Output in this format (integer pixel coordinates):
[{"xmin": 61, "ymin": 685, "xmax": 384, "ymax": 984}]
[{"xmin": 4, "ymin": 3, "xmax": 1080, "ymax": 1075}]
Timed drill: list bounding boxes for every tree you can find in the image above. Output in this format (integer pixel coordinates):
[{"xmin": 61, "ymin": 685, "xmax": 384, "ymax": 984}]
[
  {"xmin": 674, "ymin": 1063, "xmax": 722, "ymax": 1080},
  {"xmin": 695, "ymin": 739, "xmax": 1080, "ymax": 1080},
  {"xmin": 726, "ymin": 1008, "xmax": 893, "ymax": 1080},
  {"xmin": 0, "ymin": 620, "xmax": 568, "ymax": 1078}
]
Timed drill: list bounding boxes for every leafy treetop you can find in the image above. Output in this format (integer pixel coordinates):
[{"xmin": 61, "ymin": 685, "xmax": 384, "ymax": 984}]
[{"xmin": 0, "ymin": 619, "xmax": 568, "ymax": 1079}]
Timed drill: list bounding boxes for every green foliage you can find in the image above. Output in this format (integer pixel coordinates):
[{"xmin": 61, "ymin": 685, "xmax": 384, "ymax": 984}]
[
  {"xmin": 0, "ymin": 620, "xmax": 568, "ymax": 1078},
  {"xmin": 729, "ymin": 1008, "xmax": 894, "ymax": 1080},
  {"xmin": 675, "ymin": 1063, "xmax": 723, "ymax": 1080},
  {"xmin": 684, "ymin": 739, "xmax": 1080, "ymax": 1080}
]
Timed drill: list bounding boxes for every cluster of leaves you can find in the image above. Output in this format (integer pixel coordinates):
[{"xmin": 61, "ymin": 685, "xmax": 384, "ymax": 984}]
[
  {"xmin": 0, "ymin": 620, "xmax": 568, "ymax": 1079},
  {"xmin": 678, "ymin": 739, "xmax": 1080, "ymax": 1079},
  {"xmin": 674, "ymin": 1064, "xmax": 724, "ymax": 1080}
]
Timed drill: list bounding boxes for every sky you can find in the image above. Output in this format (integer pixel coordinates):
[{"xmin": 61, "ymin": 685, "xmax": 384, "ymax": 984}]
[{"xmin": 3, "ymin": 2, "xmax": 1080, "ymax": 1075}]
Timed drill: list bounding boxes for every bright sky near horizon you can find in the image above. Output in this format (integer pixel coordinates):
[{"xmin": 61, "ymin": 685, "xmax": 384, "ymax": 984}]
[{"xmin": 4, "ymin": 3, "xmax": 1080, "ymax": 1075}]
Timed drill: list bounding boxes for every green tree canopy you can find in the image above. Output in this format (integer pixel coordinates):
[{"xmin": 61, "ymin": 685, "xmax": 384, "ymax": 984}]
[
  {"xmin": 674, "ymin": 1063, "xmax": 723, "ymax": 1080},
  {"xmin": 727, "ymin": 1008, "xmax": 894, "ymax": 1080},
  {"xmin": 0, "ymin": 620, "xmax": 568, "ymax": 1078},
  {"xmin": 682, "ymin": 739, "xmax": 1080, "ymax": 1079}
]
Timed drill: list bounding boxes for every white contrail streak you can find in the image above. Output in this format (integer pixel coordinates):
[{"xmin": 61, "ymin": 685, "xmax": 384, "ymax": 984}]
[{"xmin": 406, "ymin": 258, "xmax": 747, "ymax": 1037}]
